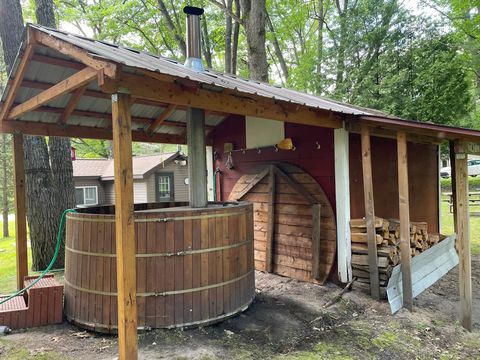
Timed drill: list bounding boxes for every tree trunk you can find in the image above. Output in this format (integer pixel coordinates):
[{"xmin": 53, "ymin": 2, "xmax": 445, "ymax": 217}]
[
  {"xmin": 34, "ymin": 0, "xmax": 56, "ymax": 28},
  {"xmin": 24, "ymin": 136, "xmax": 59, "ymax": 270},
  {"xmin": 232, "ymin": 0, "xmax": 240, "ymax": 74},
  {"xmin": 157, "ymin": 0, "xmax": 187, "ymax": 58},
  {"xmin": 2, "ymin": 134, "xmax": 9, "ymax": 238},
  {"xmin": 36, "ymin": 0, "xmax": 76, "ymax": 269},
  {"xmin": 316, "ymin": 0, "xmax": 325, "ymax": 94},
  {"xmin": 225, "ymin": 0, "xmax": 233, "ymax": 73},
  {"xmin": 266, "ymin": 12, "xmax": 288, "ymax": 82},
  {"xmin": 240, "ymin": 0, "xmax": 268, "ymax": 81},
  {"xmin": 335, "ymin": 0, "xmax": 348, "ymax": 97},
  {"xmin": 0, "ymin": 0, "xmax": 24, "ymax": 74},
  {"xmin": 201, "ymin": 16, "xmax": 213, "ymax": 68}
]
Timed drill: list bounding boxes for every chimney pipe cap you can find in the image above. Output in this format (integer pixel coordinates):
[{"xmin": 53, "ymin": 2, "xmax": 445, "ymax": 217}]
[{"xmin": 183, "ymin": 6, "xmax": 204, "ymax": 16}]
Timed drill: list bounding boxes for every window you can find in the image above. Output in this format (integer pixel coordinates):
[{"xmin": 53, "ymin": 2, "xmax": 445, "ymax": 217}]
[
  {"xmin": 75, "ymin": 186, "xmax": 98, "ymax": 206},
  {"xmin": 156, "ymin": 173, "xmax": 174, "ymax": 201}
]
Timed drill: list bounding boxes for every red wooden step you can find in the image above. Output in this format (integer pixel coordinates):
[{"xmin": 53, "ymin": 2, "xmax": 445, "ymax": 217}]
[{"xmin": 0, "ymin": 274, "xmax": 63, "ymax": 329}]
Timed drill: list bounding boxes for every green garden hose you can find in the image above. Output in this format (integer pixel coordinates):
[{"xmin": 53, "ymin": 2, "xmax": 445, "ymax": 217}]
[{"xmin": 0, "ymin": 208, "xmax": 76, "ymax": 306}]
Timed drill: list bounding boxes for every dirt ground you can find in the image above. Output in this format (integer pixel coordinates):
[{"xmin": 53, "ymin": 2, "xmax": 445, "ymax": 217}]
[{"xmin": 0, "ymin": 256, "xmax": 479, "ymax": 360}]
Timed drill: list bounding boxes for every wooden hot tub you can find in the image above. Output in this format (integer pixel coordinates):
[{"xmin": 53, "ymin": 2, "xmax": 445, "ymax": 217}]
[{"xmin": 63, "ymin": 201, "xmax": 255, "ymax": 333}]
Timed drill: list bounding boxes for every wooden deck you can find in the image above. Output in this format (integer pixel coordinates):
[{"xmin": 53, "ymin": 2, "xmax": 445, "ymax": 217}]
[{"xmin": 0, "ymin": 274, "xmax": 63, "ymax": 329}]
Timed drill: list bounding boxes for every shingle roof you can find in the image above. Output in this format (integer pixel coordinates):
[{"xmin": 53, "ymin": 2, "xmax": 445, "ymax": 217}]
[{"xmin": 73, "ymin": 152, "xmax": 180, "ymax": 179}]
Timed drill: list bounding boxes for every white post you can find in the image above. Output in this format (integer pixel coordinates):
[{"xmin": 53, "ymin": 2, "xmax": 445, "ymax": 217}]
[{"xmin": 334, "ymin": 125, "xmax": 352, "ymax": 283}]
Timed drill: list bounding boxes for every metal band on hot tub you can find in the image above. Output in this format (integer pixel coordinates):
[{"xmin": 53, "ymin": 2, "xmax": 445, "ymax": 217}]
[
  {"xmin": 65, "ymin": 238, "xmax": 252, "ymax": 258},
  {"xmin": 64, "ymin": 270, "xmax": 254, "ymax": 297},
  {"xmin": 66, "ymin": 209, "xmax": 250, "ymax": 223}
]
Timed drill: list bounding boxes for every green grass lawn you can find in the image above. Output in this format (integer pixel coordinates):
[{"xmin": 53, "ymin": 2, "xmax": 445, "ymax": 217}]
[
  {"xmin": 0, "ymin": 220, "xmax": 33, "ymax": 294},
  {"xmin": 0, "ymin": 201, "xmax": 479, "ymax": 294}
]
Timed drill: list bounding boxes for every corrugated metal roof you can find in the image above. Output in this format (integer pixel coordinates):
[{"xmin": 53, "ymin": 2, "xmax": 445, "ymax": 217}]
[
  {"xmin": 24, "ymin": 24, "xmax": 386, "ymax": 117},
  {"xmin": 3, "ymin": 24, "xmax": 480, "ymax": 142}
]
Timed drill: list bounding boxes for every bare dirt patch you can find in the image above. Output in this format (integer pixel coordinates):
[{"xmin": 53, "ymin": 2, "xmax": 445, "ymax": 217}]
[{"xmin": 1, "ymin": 256, "xmax": 479, "ymax": 360}]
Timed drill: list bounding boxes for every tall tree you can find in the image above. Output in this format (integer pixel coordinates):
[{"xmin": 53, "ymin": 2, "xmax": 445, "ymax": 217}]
[
  {"xmin": 34, "ymin": 0, "xmax": 76, "ymax": 269},
  {"xmin": 0, "ymin": 0, "xmax": 75, "ymax": 269}
]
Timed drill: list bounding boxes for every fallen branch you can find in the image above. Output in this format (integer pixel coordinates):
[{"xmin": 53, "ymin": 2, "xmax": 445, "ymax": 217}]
[{"xmin": 323, "ymin": 277, "xmax": 357, "ymax": 309}]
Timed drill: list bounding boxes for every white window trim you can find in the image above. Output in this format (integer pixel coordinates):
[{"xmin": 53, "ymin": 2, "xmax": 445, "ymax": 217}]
[{"xmin": 75, "ymin": 186, "xmax": 99, "ymax": 206}]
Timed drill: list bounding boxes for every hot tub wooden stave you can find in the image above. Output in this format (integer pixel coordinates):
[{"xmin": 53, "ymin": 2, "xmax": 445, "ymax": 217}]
[{"xmin": 64, "ymin": 203, "xmax": 255, "ymax": 333}]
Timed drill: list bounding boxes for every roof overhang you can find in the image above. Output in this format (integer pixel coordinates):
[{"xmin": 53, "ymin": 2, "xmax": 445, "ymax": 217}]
[{"xmin": 0, "ymin": 24, "xmax": 479, "ymax": 147}]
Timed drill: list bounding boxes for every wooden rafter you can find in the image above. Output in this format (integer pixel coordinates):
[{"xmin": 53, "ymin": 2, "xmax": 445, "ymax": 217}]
[
  {"xmin": 1, "ymin": 120, "xmax": 186, "ymax": 144},
  {"xmin": 102, "ymin": 73, "xmax": 343, "ymax": 128},
  {"xmin": 32, "ymin": 30, "xmax": 117, "ymax": 78},
  {"xmin": 20, "ymin": 80, "xmax": 229, "ymax": 118},
  {"xmin": 273, "ymin": 166, "xmax": 317, "ymax": 205},
  {"xmin": 31, "ymin": 53, "xmax": 84, "ymax": 70},
  {"xmin": 234, "ymin": 166, "xmax": 270, "ymax": 200},
  {"xmin": 0, "ymin": 44, "xmax": 35, "ymax": 122},
  {"xmin": 58, "ymin": 84, "xmax": 88, "ymax": 125},
  {"xmin": 147, "ymin": 104, "xmax": 177, "ymax": 134},
  {"xmin": 8, "ymin": 67, "xmax": 98, "ymax": 120}
]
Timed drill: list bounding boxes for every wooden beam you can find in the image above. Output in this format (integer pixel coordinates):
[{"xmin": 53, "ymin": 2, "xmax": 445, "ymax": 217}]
[
  {"xmin": 19, "ymin": 79, "xmax": 230, "ymax": 118},
  {"xmin": 311, "ymin": 203, "xmax": 321, "ymax": 280},
  {"xmin": 147, "ymin": 104, "xmax": 176, "ymax": 134},
  {"xmin": 4, "ymin": 103, "xmax": 208, "ymax": 129},
  {"xmin": 360, "ymin": 125, "xmax": 380, "ymax": 300},
  {"xmin": 32, "ymin": 30, "xmax": 117, "ymax": 78},
  {"xmin": 8, "ymin": 67, "xmax": 98, "ymax": 120},
  {"xmin": 273, "ymin": 166, "xmax": 316, "ymax": 205},
  {"xmin": 12, "ymin": 134, "xmax": 28, "ymax": 290},
  {"xmin": 102, "ymin": 73, "xmax": 343, "ymax": 128},
  {"xmin": 1, "ymin": 120, "xmax": 186, "ymax": 144},
  {"xmin": 0, "ymin": 44, "xmax": 34, "ymax": 122},
  {"xmin": 449, "ymin": 141, "xmax": 457, "ymax": 233},
  {"xmin": 334, "ymin": 126, "xmax": 352, "ymax": 283},
  {"xmin": 234, "ymin": 166, "xmax": 270, "ymax": 200},
  {"xmin": 397, "ymin": 131, "xmax": 413, "ymax": 311},
  {"xmin": 111, "ymin": 92, "xmax": 137, "ymax": 359},
  {"xmin": 58, "ymin": 84, "xmax": 88, "ymax": 125},
  {"xmin": 346, "ymin": 120, "xmax": 443, "ymax": 145},
  {"xmin": 31, "ymin": 53, "xmax": 85, "ymax": 70},
  {"xmin": 187, "ymin": 107, "xmax": 208, "ymax": 207},
  {"xmin": 265, "ymin": 165, "xmax": 276, "ymax": 273},
  {"xmin": 453, "ymin": 140, "xmax": 472, "ymax": 331}
]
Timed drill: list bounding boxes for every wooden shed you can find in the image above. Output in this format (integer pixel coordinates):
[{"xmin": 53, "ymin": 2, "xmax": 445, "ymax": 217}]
[{"xmin": 0, "ymin": 19, "xmax": 478, "ymax": 359}]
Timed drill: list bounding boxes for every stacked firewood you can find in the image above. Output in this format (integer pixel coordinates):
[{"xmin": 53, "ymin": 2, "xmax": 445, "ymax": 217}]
[{"xmin": 350, "ymin": 217, "xmax": 442, "ymax": 293}]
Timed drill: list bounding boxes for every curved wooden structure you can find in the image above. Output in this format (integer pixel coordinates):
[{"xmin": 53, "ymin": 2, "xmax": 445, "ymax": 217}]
[
  {"xmin": 228, "ymin": 163, "xmax": 336, "ymax": 284},
  {"xmin": 64, "ymin": 202, "xmax": 255, "ymax": 333}
]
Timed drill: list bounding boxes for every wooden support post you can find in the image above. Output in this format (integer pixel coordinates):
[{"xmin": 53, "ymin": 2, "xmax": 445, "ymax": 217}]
[
  {"xmin": 334, "ymin": 126, "xmax": 352, "ymax": 283},
  {"xmin": 449, "ymin": 141, "xmax": 457, "ymax": 233},
  {"xmin": 311, "ymin": 203, "xmax": 321, "ymax": 279},
  {"xmin": 265, "ymin": 165, "xmax": 276, "ymax": 273},
  {"xmin": 397, "ymin": 131, "xmax": 413, "ymax": 311},
  {"xmin": 453, "ymin": 140, "xmax": 472, "ymax": 331},
  {"xmin": 186, "ymin": 107, "xmax": 207, "ymax": 208},
  {"xmin": 111, "ymin": 93, "xmax": 138, "ymax": 359},
  {"xmin": 12, "ymin": 133, "xmax": 28, "ymax": 290},
  {"xmin": 360, "ymin": 125, "xmax": 380, "ymax": 300}
]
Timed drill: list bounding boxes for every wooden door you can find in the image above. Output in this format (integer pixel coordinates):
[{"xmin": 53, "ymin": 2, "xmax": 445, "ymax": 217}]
[{"xmin": 229, "ymin": 163, "xmax": 336, "ymax": 284}]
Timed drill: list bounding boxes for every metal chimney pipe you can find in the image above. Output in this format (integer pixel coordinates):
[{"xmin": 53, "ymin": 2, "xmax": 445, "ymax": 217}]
[{"xmin": 183, "ymin": 6, "xmax": 204, "ymax": 72}]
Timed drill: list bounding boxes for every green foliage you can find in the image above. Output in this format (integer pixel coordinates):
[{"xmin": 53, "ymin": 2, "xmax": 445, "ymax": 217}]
[{"xmin": 14, "ymin": 0, "xmax": 478, "ymax": 154}]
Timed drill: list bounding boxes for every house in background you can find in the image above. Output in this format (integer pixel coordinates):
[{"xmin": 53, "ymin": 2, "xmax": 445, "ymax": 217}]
[{"xmin": 72, "ymin": 152, "xmax": 189, "ymax": 206}]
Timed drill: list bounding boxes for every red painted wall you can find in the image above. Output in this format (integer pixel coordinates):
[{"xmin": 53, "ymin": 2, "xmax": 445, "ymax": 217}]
[
  {"xmin": 210, "ymin": 116, "xmax": 440, "ymax": 235},
  {"xmin": 349, "ymin": 134, "xmax": 440, "ymax": 233},
  {"xmin": 210, "ymin": 115, "xmax": 336, "ymax": 208}
]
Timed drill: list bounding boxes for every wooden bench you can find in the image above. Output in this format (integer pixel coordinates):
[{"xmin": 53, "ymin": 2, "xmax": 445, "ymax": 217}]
[
  {"xmin": 0, "ymin": 274, "xmax": 63, "ymax": 329},
  {"xmin": 443, "ymin": 191, "xmax": 480, "ymax": 214}
]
